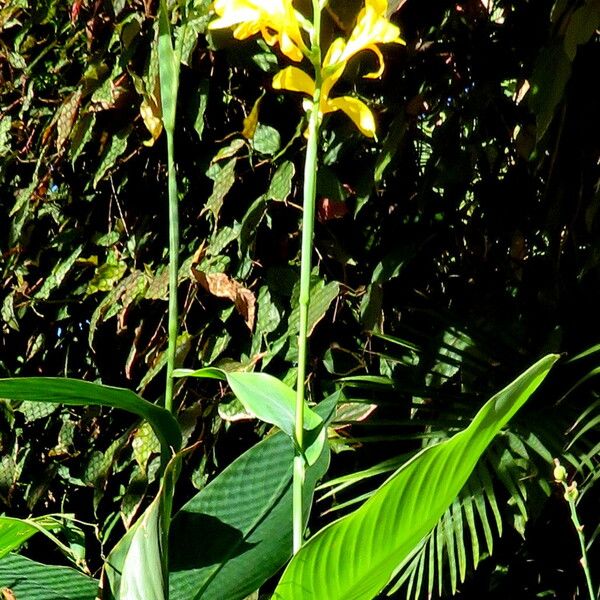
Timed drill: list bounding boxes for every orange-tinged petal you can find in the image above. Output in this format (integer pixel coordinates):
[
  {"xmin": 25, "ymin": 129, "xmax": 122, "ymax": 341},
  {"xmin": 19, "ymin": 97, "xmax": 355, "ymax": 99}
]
[
  {"xmin": 272, "ymin": 66, "xmax": 315, "ymax": 96},
  {"xmin": 325, "ymin": 96, "xmax": 376, "ymax": 138}
]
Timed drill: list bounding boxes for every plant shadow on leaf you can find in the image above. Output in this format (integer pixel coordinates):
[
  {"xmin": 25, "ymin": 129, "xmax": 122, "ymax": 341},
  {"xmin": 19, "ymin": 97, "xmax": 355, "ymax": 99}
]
[
  {"xmin": 169, "ymin": 513, "xmax": 256, "ymax": 570},
  {"xmin": 169, "ymin": 395, "xmax": 337, "ymax": 600}
]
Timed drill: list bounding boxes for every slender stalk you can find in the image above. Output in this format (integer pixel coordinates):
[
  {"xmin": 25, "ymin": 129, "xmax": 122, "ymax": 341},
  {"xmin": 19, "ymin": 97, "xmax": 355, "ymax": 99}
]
[
  {"xmin": 563, "ymin": 483, "xmax": 595, "ymax": 600},
  {"xmin": 293, "ymin": 0, "xmax": 323, "ymax": 556},
  {"xmin": 165, "ymin": 129, "xmax": 179, "ymax": 415}
]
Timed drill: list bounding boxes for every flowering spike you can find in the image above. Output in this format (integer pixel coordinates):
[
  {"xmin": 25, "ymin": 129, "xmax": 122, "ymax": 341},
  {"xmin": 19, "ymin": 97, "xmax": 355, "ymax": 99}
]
[{"xmin": 210, "ymin": 1, "xmax": 404, "ymax": 137}]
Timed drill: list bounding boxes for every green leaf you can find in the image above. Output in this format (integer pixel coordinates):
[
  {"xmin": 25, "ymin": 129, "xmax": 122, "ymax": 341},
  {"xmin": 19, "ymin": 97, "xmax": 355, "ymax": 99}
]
[
  {"xmin": 251, "ymin": 123, "xmax": 281, "ymax": 156},
  {"xmin": 34, "ymin": 245, "xmax": 83, "ymax": 300},
  {"xmin": 174, "ymin": 0, "xmax": 212, "ymax": 66},
  {"xmin": 273, "ymin": 354, "xmax": 559, "ymax": 600},
  {"xmin": 0, "ymin": 116, "xmax": 11, "ymax": 157},
  {"xmin": 0, "ymin": 553, "xmax": 98, "ymax": 600},
  {"xmin": 374, "ymin": 111, "xmax": 407, "ymax": 183},
  {"xmin": 191, "ymin": 79, "xmax": 209, "ymax": 140},
  {"xmin": 529, "ymin": 42, "xmax": 572, "ymax": 140},
  {"xmin": 268, "ymin": 160, "xmax": 295, "ymax": 202},
  {"xmin": 92, "ymin": 128, "xmax": 130, "ymax": 188},
  {"xmin": 104, "ymin": 453, "xmax": 182, "ymax": 600},
  {"xmin": 288, "ymin": 280, "xmax": 340, "ymax": 339},
  {"xmin": 204, "ymin": 158, "xmax": 237, "ymax": 222},
  {"xmin": 0, "ymin": 378, "xmax": 182, "ymax": 453},
  {"xmin": 173, "ymin": 369, "xmax": 324, "ymax": 465},
  {"xmin": 564, "ymin": 3, "xmax": 600, "ymax": 60},
  {"xmin": 169, "ymin": 394, "xmax": 337, "ymax": 600},
  {"xmin": 0, "ymin": 516, "xmax": 61, "ymax": 559},
  {"xmin": 158, "ymin": 0, "xmax": 179, "ymax": 133}
]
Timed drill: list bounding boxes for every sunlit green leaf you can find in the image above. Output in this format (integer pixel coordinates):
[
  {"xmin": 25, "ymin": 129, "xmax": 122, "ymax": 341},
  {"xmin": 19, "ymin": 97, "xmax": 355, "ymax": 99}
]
[
  {"xmin": 0, "ymin": 516, "xmax": 61, "ymax": 559},
  {"xmin": 273, "ymin": 355, "xmax": 558, "ymax": 600},
  {"xmin": 173, "ymin": 368, "xmax": 324, "ymax": 464},
  {"xmin": 0, "ymin": 378, "xmax": 182, "ymax": 453}
]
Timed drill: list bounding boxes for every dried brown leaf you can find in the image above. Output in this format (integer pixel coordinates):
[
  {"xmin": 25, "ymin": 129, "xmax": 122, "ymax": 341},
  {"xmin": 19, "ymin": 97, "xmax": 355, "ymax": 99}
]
[{"xmin": 192, "ymin": 269, "xmax": 256, "ymax": 331}]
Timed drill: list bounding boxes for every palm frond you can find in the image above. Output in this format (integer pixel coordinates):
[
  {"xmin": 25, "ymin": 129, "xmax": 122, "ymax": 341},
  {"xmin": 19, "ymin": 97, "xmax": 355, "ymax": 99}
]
[{"xmin": 321, "ymin": 310, "xmax": 600, "ymax": 599}]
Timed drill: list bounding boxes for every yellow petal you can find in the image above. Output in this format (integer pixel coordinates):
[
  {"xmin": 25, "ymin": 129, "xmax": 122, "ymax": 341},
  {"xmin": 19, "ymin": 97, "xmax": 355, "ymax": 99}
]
[
  {"xmin": 323, "ymin": 37, "xmax": 347, "ymax": 70},
  {"xmin": 367, "ymin": 0, "xmax": 388, "ymax": 14},
  {"xmin": 209, "ymin": 0, "xmax": 307, "ymax": 62},
  {"xmin": 242, "ymin": 95, "xmax": 262, "ymax": 139},
  {"xmin": 341, "ymin": 0, "xmax": 405, "ymax": 70},
  {"xmin": 325, "ymin": 96, "xmax": 376, "ymax": 138},
  {"xmin": 140, "ymin": 98, "xmax": 163, "ymax": 146},
  {"xmin": 209, "ymin": 0, "xmax": 258, "ymax": 30},
  {"xmin": 233, "ymin": 21, "xmax": 261, "ymax": 40},
  {"xmin": 278, "ymin": 31, "xmax": 305, "ymax": 62},
  {"xmin": 321, "ymin": 38, "xmax": 347, "ymax": 99},
  {"xmin": 361, "ymin": 44, "xmax": 385, "ymax": 78},
  {"xmin": 272, "ymin": 66, "xmax": 315, "ymax": 96}
]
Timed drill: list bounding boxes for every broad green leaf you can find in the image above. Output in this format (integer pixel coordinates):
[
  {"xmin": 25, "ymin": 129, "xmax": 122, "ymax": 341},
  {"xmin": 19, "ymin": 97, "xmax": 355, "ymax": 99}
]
[
  {"xmin": 104, "ymin": 452, "xmax": 183, "ymax": 600},
  {"xmin": 0, "ymin": 553, "xmax": 98, "ymax": 600},
  {"xmin": 273, "ymin": 354, "xmax": 558, "ymax": 600},
  {"xmin": 0, "ymin": 516, "xmax": 61, "ymax": 559},
  {"xmin": 173, "ymin": 368, "xmax": 324, "ymax": 464},
  {"xmin": 120, "ymin": 502, "xmax": 164, "ymax": 600},
  {"xmin": 169, "ymin": 393, "xmax": 337, "ymax": 600},
  {"xmin": 0, "ymin": 378, "xmax": 181, "ymax": 453}
]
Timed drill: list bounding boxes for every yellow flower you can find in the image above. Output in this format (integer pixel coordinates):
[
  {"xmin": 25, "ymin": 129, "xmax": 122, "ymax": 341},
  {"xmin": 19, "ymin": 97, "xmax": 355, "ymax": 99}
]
[
  {"xmin": 335, "ymin": 0, "xmax": 405, "ymax": 79},
  {"xmin": 273, "ymin": 64, "xmax": 377, "ymax": 138},
  {"xmin": 209, "ymin": 0, "xmax": 307, "ymax": 63},
  {"xmin": 272, "ymin": 1, "xmax": 405, "ymax": 137}
]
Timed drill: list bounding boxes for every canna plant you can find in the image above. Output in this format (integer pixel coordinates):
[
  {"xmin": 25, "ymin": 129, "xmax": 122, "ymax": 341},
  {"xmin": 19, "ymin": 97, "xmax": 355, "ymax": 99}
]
[{"xmin": 0, "ymin": 1, "xmax": 560, "ymax": 599}]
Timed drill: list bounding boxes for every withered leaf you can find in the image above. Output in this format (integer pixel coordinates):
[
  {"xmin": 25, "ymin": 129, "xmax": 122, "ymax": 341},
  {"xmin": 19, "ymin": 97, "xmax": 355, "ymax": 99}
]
[{"xmin": 192, "ymin": 268, "xmax": 256, "ymax": 331}]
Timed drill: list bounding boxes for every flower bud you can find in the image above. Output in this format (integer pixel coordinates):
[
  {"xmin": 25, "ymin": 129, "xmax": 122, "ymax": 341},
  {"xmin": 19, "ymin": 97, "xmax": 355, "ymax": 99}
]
[
  {"xmin": 553, "ymin": 458, "xmax": 567, "ymax": 482},
  {"xmin": 564, "ymin": 481, "xmax": 579, "ymax": 502}
]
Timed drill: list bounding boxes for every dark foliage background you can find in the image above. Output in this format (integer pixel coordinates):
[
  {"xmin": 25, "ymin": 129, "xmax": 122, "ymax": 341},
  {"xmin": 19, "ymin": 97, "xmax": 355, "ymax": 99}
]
[{"xmin": 1, "ymin": 0, "xmax": 599, "ymax": 596}]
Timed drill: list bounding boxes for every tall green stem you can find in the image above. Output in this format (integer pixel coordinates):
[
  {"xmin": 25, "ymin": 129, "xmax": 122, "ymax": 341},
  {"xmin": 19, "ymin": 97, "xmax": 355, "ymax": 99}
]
[
  {"xmin": 293, "ymin": 0, "xmax": 323, "ymax": 556},
  {"xmin": 158, "ymin": 0, "xmax": 180, "ymax": 416},
  {"xmin": 165, "ymin": 130, "xmax": 179, "ymax": 415}
]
